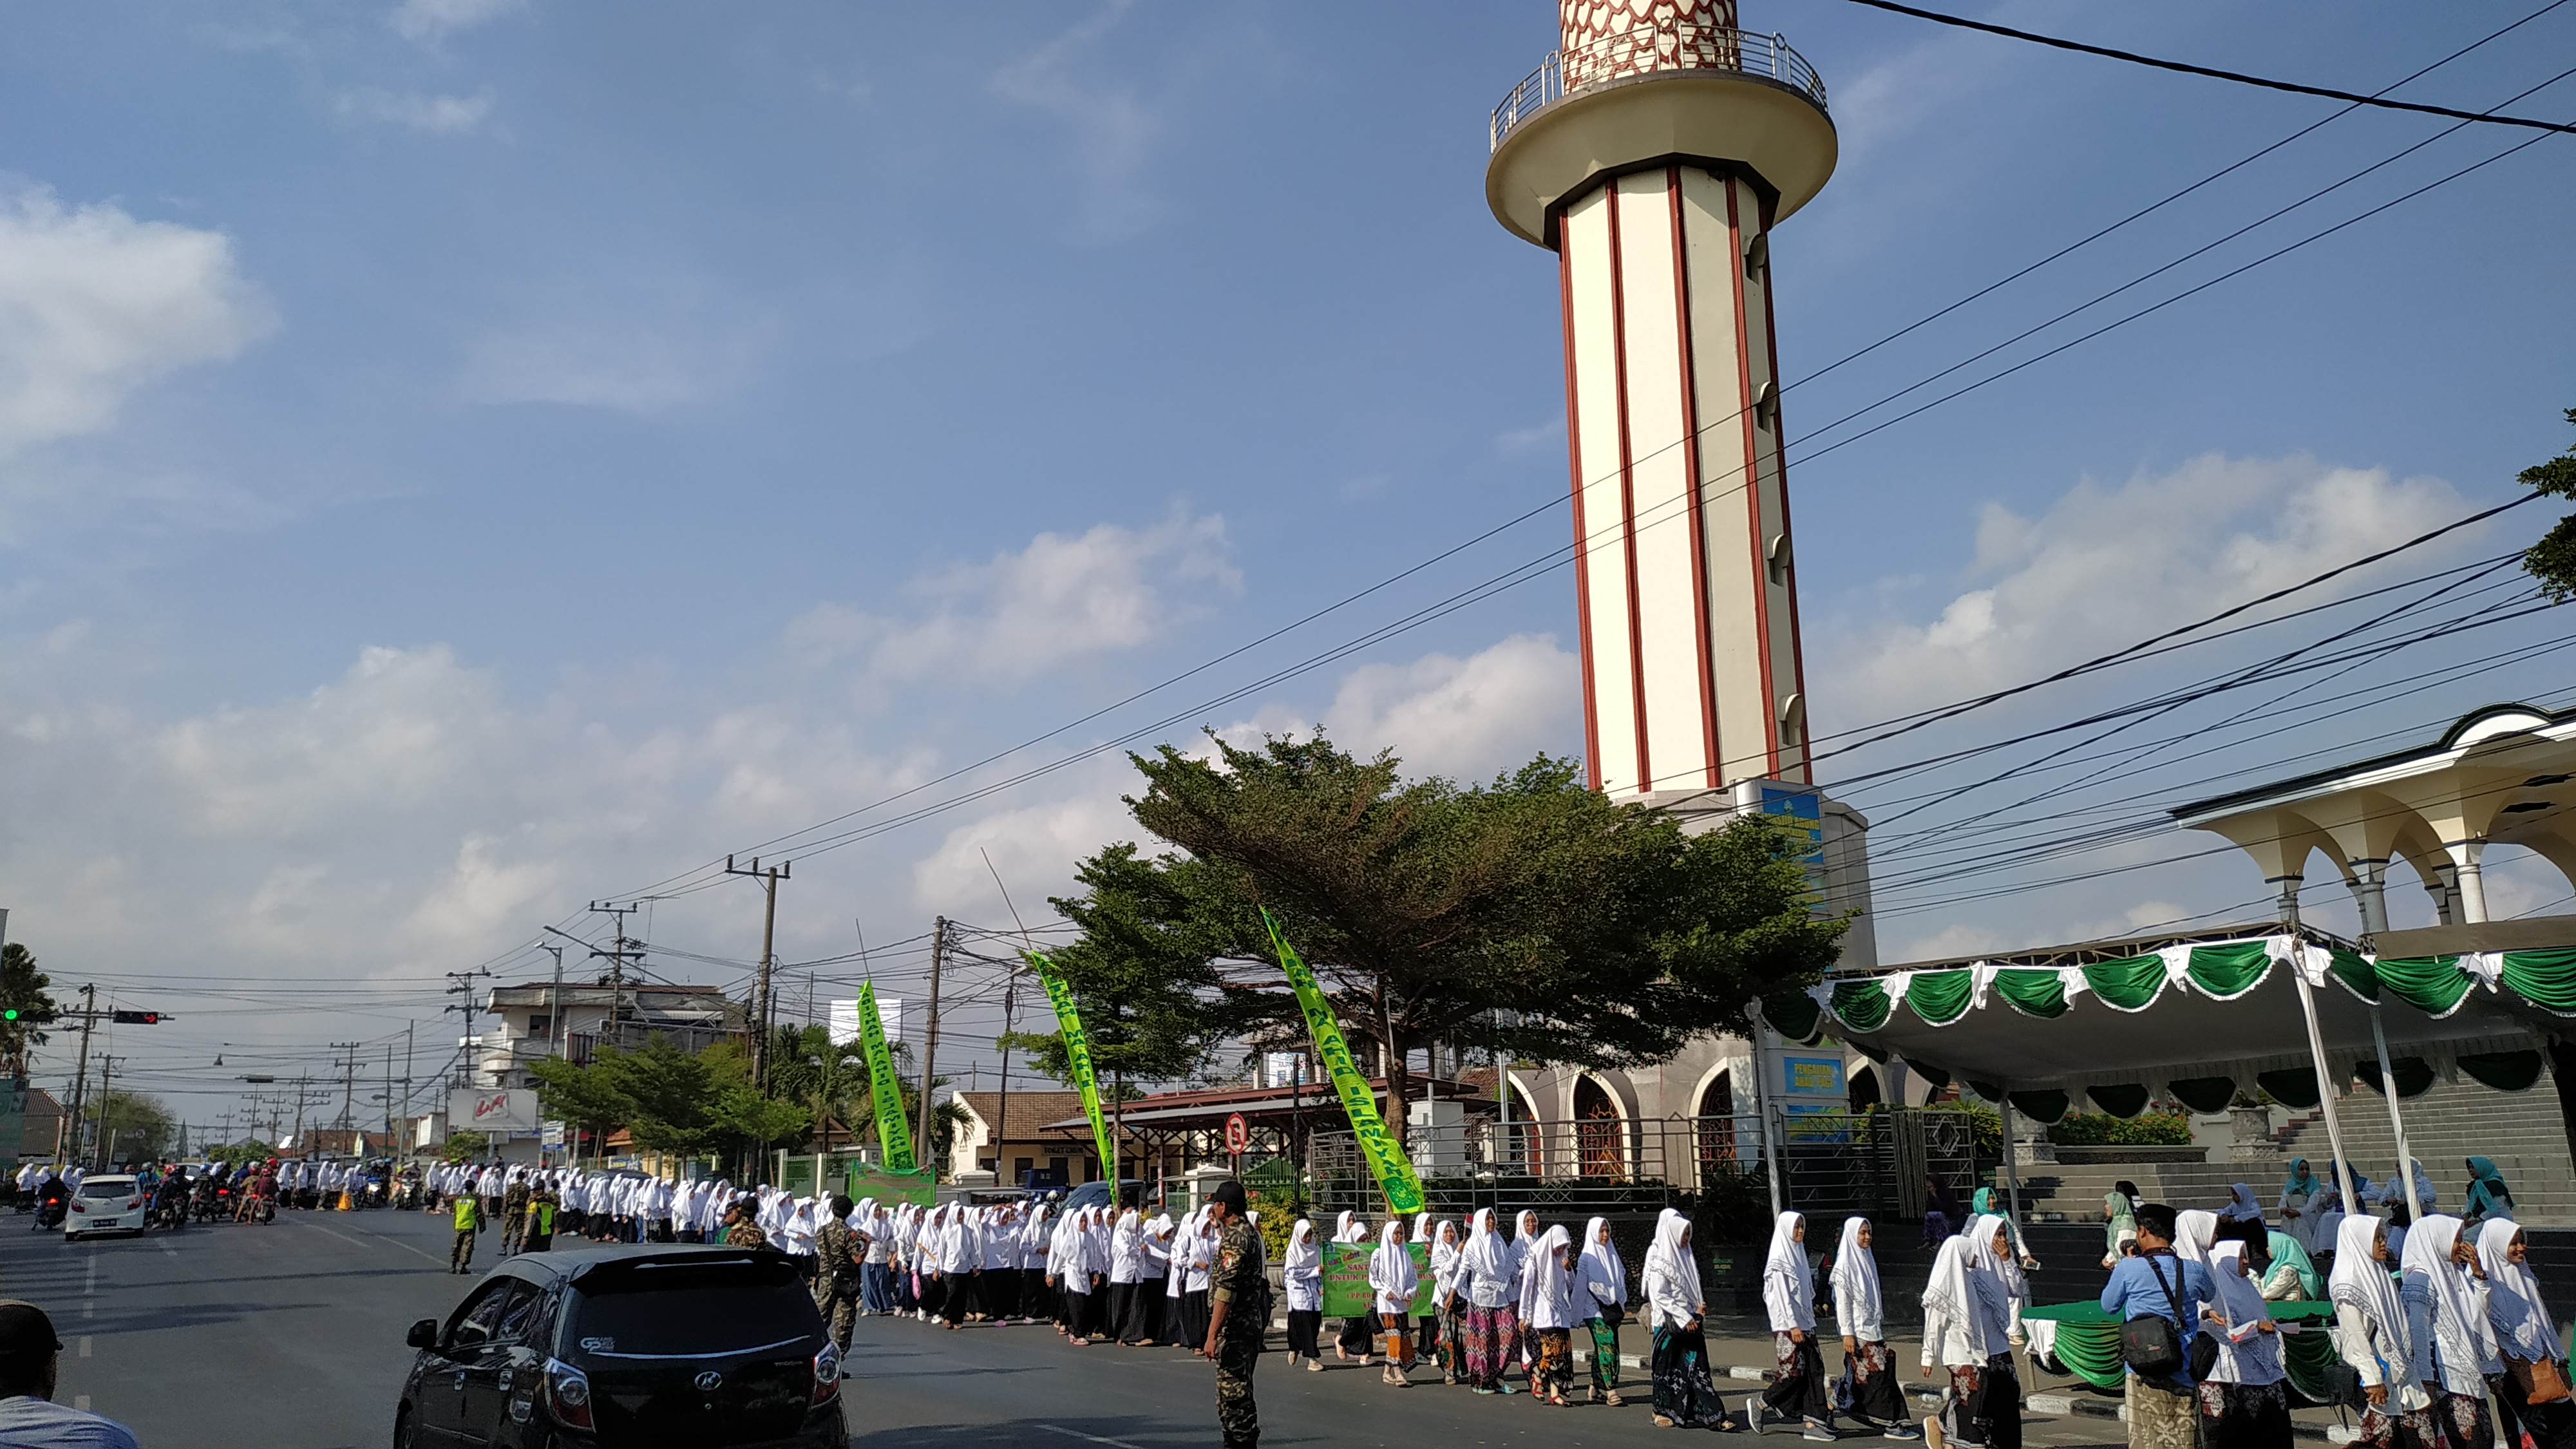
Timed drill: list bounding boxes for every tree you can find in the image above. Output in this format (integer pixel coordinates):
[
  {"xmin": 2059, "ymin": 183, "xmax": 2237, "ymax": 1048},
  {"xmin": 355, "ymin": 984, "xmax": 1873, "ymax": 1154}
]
[
  {"xmin": 88, "ymin": 1089, "xmax": 175, "ymax": 1164},
  {"xmin": 440, "ymin": 1129, "xmax": 491, "ymax": 1164},
  {"xmin": 0, "ymin": 942, "xmax": 59, "ymax": 1078},
  {"xmin": 2522, "ymin": 406, "xmax": 2576, "ymax": 600},
  {"xmin": 998, "ymin": 844, "xmax": 1231, "ymax": 1092},
  {"xmin": 1104, "ymin": 733, "xmax": 1848, "ymax": 1144},
  {"xmin": 207, "ymin": 1139, "xmax": 278, "ymax": 1166}
]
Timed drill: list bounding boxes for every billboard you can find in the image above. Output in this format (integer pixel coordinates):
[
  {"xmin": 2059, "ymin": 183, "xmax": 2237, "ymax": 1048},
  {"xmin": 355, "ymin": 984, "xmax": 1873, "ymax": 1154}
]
[
  {"xmin": 827, "ymin": 994, "xmax": 900, "ymax": 1047},
  {"xmin": 449, "ymin": 1088, "xmax": 542, "ymax": 1135}
]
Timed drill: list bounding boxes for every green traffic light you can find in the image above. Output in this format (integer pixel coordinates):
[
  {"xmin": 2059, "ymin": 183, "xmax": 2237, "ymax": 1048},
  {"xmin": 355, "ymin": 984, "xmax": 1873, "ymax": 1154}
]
[{"xmin": 1, "ymin": 1010, "xmax": 17, "ymax": 1021}]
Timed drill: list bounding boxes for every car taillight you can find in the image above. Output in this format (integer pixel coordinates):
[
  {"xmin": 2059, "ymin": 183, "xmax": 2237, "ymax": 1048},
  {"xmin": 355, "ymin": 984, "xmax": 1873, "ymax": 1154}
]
[
  {"xmin": 812, "ymin": 1343, "xmax": 840, "ymax": 1405},
  {"xmin": 68, "ymin": 1202, "xmax": 84, "ymax": 1213},
  {"xmin": 543, "ymin": 1358, "xmax": 593, "ymax": 1432},
  {"xmin": 126, "ymin": 1198, "xmax": 142, "ymax": 1211}
]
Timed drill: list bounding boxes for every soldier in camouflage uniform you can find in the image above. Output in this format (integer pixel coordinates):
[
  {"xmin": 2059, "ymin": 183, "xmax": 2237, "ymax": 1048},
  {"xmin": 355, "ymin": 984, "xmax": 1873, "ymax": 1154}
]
[
  {"xmin": 1200, "ymin": 1181, "xmax": 1269, "ymax": 1449},
  {"xmin": 813, "ymin": 1195, "xmax": 866, "ymax": 1353},
  {"xmin": 722, "ymin": 1200, "xmax": 771, "ymax": 1249},
  {"xmin": 499, "ymin": 1172, "xmax": 531, "ymax": 1255}
]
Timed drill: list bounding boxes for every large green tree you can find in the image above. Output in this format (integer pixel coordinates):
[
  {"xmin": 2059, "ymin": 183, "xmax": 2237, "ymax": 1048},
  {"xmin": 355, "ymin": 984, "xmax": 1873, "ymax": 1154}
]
[
  {"xmin": 2522, "ymin": 406, "xmax": 2576, "ymax": 600},
  {"xmin": 1074, "ymin": 733, "xmax": 1847, "ymax": 1144},
  {"xmin": 0, "ymin": 942, "xmax": 59, "ymax": 1078},
  {"xmin": 88, "ymin": 1088, "xmax": 175, "ymax": 1164},
  {"xmin": 998, "ymin": 843, "xmax": 1231, "ymax": 1094}
]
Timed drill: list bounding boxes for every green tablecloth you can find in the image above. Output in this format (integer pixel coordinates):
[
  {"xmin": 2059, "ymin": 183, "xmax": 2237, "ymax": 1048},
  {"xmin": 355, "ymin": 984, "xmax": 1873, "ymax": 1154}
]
[{"xmin": 2022, "ymin": 1300, "xmax": 2340, "ymax": 1403}]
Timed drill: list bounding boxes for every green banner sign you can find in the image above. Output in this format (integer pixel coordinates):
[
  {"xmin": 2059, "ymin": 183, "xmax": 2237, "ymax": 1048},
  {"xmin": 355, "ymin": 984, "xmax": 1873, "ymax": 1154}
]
[
  {"xmin": 1025, "ymin": 951, "xmax": 1119, "ymax": 1182},
  {"xmin": 858, "ymin": 981, "xmax": 914, "ymax": 1173},
  {"xmin": 1318, "ymin": 1240, "xmax": 1436, "ymax": 1318},
  {"xmin": 1262, "ymin": 910, "xmax": 1425, "ymax": 1215}
]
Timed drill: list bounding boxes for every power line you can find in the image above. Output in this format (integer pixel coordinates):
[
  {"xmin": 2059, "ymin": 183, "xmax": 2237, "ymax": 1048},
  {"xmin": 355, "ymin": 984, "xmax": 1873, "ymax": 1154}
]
[{"xmin": 1838, "ymin": 0, "xmax": 2576, "ymax": 133}]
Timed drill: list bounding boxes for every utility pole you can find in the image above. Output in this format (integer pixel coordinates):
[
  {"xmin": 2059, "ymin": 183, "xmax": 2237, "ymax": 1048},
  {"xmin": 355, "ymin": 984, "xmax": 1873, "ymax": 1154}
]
[
  {"xmin": 332, "ymin": 1041, "xmax": 362, "ymax": 1128},
  {"xmin": 723, "ymin": 858, "xmax": 791, "ymax": 1092},
  {"xmin": 60, "ymin": 983, "xmax": 95, "ymax": 1162},
  {"xmin": 95, "ymin": 1054, "xmax": 122, "ymax": 1170},
  {"xmin": 915, "ymin": 916, "xmax": 946, "ymax": 1171},
  {"xmin": 586, "ymin": 902, "xmax": 641, "ymax": 1048},
  {"xmin": 402, "ymin": 1020, "xmax": 416, "ymax": 1143},
  {"xmin": 291, "ymin": 1074, "xmax": 312, "ymax": 1144},
  {"xmin": 444, "ymin": 969, "xmax": 493, "ymax": 1085},
  {"xmin": 382, "ymin": 1043, "xmax": 395, "ymax": 1142}
]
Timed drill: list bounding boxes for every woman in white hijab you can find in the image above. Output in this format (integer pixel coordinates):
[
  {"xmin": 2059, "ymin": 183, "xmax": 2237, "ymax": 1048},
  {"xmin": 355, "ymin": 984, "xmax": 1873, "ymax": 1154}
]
[
  {"xmin": 1130, "ymin": 1211, "xmax": 1173, "ymax": 1345},
  {"xmin": 1507, "ymin": 1208, "xmax": 1542, "ymax": 1377},
  {"xmin": 2400, "ymin": 1214, "xmax": 2499, "ymax": 1449},
  {"xmin": 1018, "ymin": 1204, "xmax": 1052, "ymax": 1325},
  {"xmin": 2218, "ymin": 1185, "xmax": 2265, "ymax": 1226},
  {"xmin": 1642, "ymin": 1208, "xmax": 1734, "ymax": 1428},
  {"xmin": 1751, "ymin": 1211, "xmax": 1833, "ymax": 1435},
  {"xmin": 1283, "ymin": 1218, "xmax": 1325, "ymax": 1370},
  {"xmin": 1577, "ymin": 1217, "xmax": 1627, "ymax": 1407},
  {"xmin": 1334, "ymin": 1211, "xmax": 1376, "ymax": 1364},
  {"xmin": 1430, "ymin": 1220, "xmax": 1468, "ymax": 1387},
  {"xmin": 1832, "ymin": 1217, "xmax": 1909, "ymax": 1434},
  {"xmin": 2330, "ymin": 1215, "xmax": 2432, "ymax": 1449},
  {"xmin": 1921, "ymin": 1215, "xmax": 2017, "ymax": 1449},
  {"xmin": 1370, "ymin": 1219, "xmax": 1423, "ymax": 1388},
  {"xmin": 1459, "ymin": 1209, "xmax": 1518, "ymax": 1395},
  {"xmin": 1408, "ymin": 1212, "xmax": 1439, "ymax": 1368},
  {"xmin": 1521, "ymin": 1224, "xmax": 1578, "ymax": 1405},
  {"xmin": 1106, "ymin": 1208, "xmax": 1144, "ymax": 1343},
  {"xmin": 1182, "ymin": 1206, "xmax": 1218, "ymax": 1353},
  {"xmin": 2196, "ymin": 1240, "xmax": 2289, "ymax": 1449},
  {"xmin": 2476, "ymin": 1217, "xmax": 2573, "ymax": 1449}
]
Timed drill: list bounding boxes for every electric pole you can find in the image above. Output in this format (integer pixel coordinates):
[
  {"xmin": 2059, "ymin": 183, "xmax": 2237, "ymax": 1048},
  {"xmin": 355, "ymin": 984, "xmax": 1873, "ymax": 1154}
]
[
  {"xmin": 94, "ymin": 1054, "xmax": 122, "ymax": 1169},
  {"xmin": 585, "ymin": 902, "xmax": 641, "ymax": 1048},
  {"xmin": 723, "ymin": 858, "xmax": 790, "ymax": 1092},
  {"xmin": 444, "ymin": 969, "xmax": 493, "ymax": 1085},
  {"xmin": 915, "ymin": 916, "xmax": 945, "ymax": 1169},
  {"xmin": 538, "ymin": 942, "xmax": 566, "ymax": 1059},
  {"xmin": 332, "ymin": 1041, "xmax": 362, "ymax": 1128},
  {"xmin": 382, "ymin": 1042, "xmax": 395, "ymax": 1142},
  {"xmin": 59, "ymin": 983, "xmax": 94, "ymax": 1162}
]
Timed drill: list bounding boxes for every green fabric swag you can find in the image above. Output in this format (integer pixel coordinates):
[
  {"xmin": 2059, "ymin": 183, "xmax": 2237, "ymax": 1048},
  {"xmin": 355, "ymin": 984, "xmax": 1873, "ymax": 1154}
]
[
  {"xmin": 2183, "ymin": 940, "xmax": 2272, "ymax": 999},
  {"xmin": 2501, "ymin": 948, "xmax": 2576, "ymax": 1015},
  {"xmin": 1905, "ymin": 971, "xmax": 1976, "ymax": 1026},
  {"xmin": 1991, "ymin": 969, "xmax": 2069, "ymax": 1018},
  {"xmin": 2354, "ymin": 1056, "xmax": 2438, "ymax": 1099},
  {"xmin": 1830, "ymin": 980, "xmax": 1893, "ymax": 1033},
  {"xmin": 2254, "ymin": 1068, "xmax": 2324, "ymax": 1109}
]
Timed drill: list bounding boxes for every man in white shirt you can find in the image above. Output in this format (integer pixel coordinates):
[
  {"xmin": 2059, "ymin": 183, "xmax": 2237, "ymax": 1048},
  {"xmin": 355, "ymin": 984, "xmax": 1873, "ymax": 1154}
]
[{"xmin": 0, "ymin": 1300, "xmax": 139, "ymax": 1449}]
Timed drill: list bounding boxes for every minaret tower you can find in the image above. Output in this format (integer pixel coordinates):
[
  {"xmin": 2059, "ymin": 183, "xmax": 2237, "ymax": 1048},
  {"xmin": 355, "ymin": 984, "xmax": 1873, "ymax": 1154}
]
[{"xmin": 1487, "ymin": 2, "xmax": 1836, "ymax": 800}]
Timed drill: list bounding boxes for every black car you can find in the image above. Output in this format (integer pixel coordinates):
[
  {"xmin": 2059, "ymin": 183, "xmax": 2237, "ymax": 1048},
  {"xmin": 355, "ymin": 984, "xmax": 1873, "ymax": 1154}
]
[{"xmin": 396, "ymin": 1244, "xmax": 847, "ymax": 1449}]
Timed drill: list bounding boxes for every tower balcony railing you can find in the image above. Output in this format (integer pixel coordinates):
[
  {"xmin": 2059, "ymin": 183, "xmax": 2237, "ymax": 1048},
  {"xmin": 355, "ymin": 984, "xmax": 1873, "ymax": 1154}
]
[{"xmin": 1490, "ymin": 23, "xmax": 1828, "ymax": 154}]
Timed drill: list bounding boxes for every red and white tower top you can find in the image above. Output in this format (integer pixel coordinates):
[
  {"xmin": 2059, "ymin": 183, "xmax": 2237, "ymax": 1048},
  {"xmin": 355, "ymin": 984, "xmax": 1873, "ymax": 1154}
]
[{"xmin": 1488, "ymin": 0, "xmax": 1836, "ymax": 800}]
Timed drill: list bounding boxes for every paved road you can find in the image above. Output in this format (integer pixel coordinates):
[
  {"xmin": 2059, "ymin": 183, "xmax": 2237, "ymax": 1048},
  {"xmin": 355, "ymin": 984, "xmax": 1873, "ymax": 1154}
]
[{"xmin": 0, "ymin": 1202, "xmax": 2138, "ymax": 1449}]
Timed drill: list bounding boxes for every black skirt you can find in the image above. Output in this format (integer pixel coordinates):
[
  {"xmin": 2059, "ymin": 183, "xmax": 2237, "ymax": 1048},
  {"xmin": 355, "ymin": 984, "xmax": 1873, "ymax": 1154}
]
[
  {"xmin": 1286, "ymin": 1309, "xmax": 1322, "ymax": 1358},
  {"xmin": 1118, "ymin": 1282, "xmax": 1160, "ymax": 1343},
  {"xmin": 1339, "ymin": 1315, "xmax": 1376, "ymax": 1354}
]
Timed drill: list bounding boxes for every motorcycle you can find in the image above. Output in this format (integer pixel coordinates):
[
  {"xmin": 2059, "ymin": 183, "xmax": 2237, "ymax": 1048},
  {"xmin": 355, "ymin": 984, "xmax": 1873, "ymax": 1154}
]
[
  {"xmin": 33, "ymin": 1192, "xmax": 66, "ymax": 1231},
  {"xmin": 153, "ymin": 1197, "xmax": 187, "ymax": 1232}
]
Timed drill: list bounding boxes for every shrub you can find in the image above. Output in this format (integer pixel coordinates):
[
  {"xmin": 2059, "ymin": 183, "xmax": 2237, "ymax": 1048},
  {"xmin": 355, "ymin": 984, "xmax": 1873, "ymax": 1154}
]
[
  {"xmin": 1248, "ymin": 1184, "xmax": 1312, "ymax": 1260},
  {"xmin": 2047, "ymin": 1112, "xmax": 2191, "ymax": 1146}
]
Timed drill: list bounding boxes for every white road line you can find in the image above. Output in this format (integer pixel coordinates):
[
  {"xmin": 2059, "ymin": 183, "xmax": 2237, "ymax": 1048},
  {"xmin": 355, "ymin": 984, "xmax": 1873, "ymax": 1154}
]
[
  {"xmin": 157, "ymin": 1240, "xmax": 176, "ymax": 1258},
  {"xmin": 77, "ymin": 1336, "xmax": 90, "ymax": 1359},
  {"xmin": 304, "ymin": 1219, "xmax": 448, "ymax": 1268},
  {"xmin": 1039, "ymin": 1425, "xmax": 1147, "ymax": 1449}
]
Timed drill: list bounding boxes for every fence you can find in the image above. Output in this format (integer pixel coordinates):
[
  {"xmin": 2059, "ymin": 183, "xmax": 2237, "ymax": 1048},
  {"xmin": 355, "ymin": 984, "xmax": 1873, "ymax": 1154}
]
[{"xmin": 1303, "ymin": 1106, "xmax": 1981, "ymax": 1222}]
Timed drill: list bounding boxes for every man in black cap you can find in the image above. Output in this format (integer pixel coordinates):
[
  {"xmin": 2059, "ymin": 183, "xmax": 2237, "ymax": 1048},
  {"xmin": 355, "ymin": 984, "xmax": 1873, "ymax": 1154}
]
[
  {"xmin": 1198, "ymin": 1180, "xmax": 1269, "ymax": 1449},
  {"xmin": 0, "ymin": 1300, "xmax": 140, "ymax": 1448}
]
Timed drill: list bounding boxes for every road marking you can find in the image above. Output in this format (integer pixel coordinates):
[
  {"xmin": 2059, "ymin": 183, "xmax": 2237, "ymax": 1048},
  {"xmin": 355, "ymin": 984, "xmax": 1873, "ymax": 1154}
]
[
  {"xmin": 304, "ymin": 1218, "xmax": 448, "ymax": 1267},
  {"xmin": 1039, "ymin": 1426, "xmax": 1146, "ymax": 1449},
  {"xmin": 158, "ymin": 1240, "xmax": 176, "ymax": 1258},
  {"xmin": 77, "ymin": 1336, "xmax": 90, "ymax": 1359}
]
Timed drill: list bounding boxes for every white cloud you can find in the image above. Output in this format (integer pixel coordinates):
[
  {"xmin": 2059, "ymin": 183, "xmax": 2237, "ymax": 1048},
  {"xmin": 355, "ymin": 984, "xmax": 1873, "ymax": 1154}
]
[
  {"xmin": 391, "ymin": 0, "xmax": 520, "ymax": 43},
  {"xmin": 790, "ymin": 506, "xmax": 1241, "ymax": 686},
  {"xmin": 334, "ymin": 88, "xmax": 495, "ymax": 135},
  {"xmin": 1495, "ymin": 417, "xmax": 1564, "ymax": 455},
  {"xmin": 1316, "ymin": 632, "xmax": 1579, "ymax": 781},
  {"xmin": 0, "ymin": 187, "xmax": 276, "ymax": 458},
  {"xmin": 1817, "ymin": 453, "xmax": 2473, "ymax": 724},
  {"xmin": 990, "ymin": 0, "xmax": 1167, "ymax": 241}
]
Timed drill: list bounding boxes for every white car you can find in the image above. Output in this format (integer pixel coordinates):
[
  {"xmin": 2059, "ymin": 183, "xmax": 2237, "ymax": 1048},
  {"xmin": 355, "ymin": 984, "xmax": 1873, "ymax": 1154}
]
[{"xmin": 64, "ymin": 1175, "xmax": 149, "ymax": 1240}]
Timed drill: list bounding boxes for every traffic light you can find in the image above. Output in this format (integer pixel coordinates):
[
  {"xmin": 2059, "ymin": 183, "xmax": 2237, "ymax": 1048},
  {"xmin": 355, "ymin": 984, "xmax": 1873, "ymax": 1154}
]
[
  {"xmin": 0, "ymin": 1009, "xmax": 17, "ymax": 1021},
  {"xmin": 109, "ymin": 1010, "xmax": 161, "ymax": 1025}
]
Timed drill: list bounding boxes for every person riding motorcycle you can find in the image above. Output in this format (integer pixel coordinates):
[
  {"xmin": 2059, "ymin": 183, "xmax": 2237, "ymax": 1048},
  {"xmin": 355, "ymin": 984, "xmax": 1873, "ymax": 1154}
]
[
  {"xmin": 31, "ymin": 1174, "xmax": 68, "ymax": 1231},
  {"xmin": 152, "ymin": 1170, "xmax": 190, "ymax": 1231}
]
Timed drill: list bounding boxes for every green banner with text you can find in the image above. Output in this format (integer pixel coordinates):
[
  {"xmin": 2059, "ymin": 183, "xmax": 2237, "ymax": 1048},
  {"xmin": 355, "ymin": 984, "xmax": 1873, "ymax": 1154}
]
[
  {"xmin": 1025, "ymin": 951, "xmax": 1119, "ymax": 1182},
  {"xmin": 1262, "ymin": 910, "xmax": 1424, "ymax": 1215},
  {"xmin": 858, "ymin": 981, "xmax": 914, "ymax": 1173},
  {"xmin": 1319, "ymin": 1240, "xmax": 1435, "ymax": 1318}
]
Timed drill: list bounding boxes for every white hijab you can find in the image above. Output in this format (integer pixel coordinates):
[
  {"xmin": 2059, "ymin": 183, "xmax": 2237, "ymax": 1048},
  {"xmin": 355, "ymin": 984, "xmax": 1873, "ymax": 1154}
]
[
  {"xmin": 2477, "ymin": 1218, "xmax": 2555, "ymax": 1363},
  {"xmin": 2203, "ymin": 1240, "xmax": 2281, "ymax": 1385},
  {"xmin": 2400, "ymin": 1213, "xmax": 2498, "ymax": 1387},
  {"xmin": 1578, "ymin": 1215, "xmax": 1626, "ymax": 1311},
  {"xmin": 1285, "ymin": 1218, "xmax": 1320, "ymax": 1278},
  {"xmin": 1642, "ymin": 1208, "xmax": 1701, "ymax": 1327},
  {"xmin": 1829, "ymin": 1217, "xmax": 1880, "ymax": 1341},
  {"xmin": 2329, "ymin": 1215, "xmax": 2412, "ymax": 1370},
  {"xmin": 1526, "ymin": 1224, "xmax": 1575, "ymax": 1327},
  {"xmin": 1333, "ymin": 1210, "xmax": 1361, "ymax": 1243},
  {"xmin": 2221, "ymin": 1184, "xmax": 2263, "ymax": 1223},
  {"xmin": 1432, "ymin": 1220, "xmax": 1464, "ymax": 1293},
  {"xmin": 2174, "ymin": 1209, "xmax": 2220, "ymax": 1271},
  {"xmin": 1368, "ymin": 1219, "xmax": 1419, "ymax": 1307},
  {"xmin": 1762, "ymin": 1211, "xmax": 1813, "ymax": 1331}
]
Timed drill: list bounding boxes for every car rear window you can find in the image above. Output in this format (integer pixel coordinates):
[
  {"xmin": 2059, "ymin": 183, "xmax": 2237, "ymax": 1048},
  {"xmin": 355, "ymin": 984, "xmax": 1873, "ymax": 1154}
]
[
  {"xmin": 77, "ymin": 1181, "xmax": 132, "ymax": 1200},
  {"xmin": 566, "ymin": 1260, "xmax": 819, "ymax": 1358}
]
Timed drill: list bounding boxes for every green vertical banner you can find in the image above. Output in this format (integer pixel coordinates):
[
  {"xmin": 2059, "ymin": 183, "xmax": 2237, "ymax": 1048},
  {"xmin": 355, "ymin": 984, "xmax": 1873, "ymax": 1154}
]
[
  {"xmin": 1262, "ymin": 909, "xmax": 1425, "ymax": 1215},
  {"xmin": 858, "ymin": 981, "xmax": 915, "ymax": 1173},
  {"xmin": 1024, "ymin": 951, "xmax": 1119, "ymax": 1182}
]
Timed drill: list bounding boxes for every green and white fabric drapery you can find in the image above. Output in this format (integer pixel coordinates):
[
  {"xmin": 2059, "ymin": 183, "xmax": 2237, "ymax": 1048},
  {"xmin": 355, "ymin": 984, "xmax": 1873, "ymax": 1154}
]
[{"xmin": 1761, "ymin": 934, "xmax": 2576, "ymax": 1122}]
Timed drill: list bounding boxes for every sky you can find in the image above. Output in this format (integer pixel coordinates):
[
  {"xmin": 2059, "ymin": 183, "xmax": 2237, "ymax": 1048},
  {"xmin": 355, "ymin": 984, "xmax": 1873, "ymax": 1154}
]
[{"xmin": 3, "ymin": 0, "xmax": 2573, "ymax": 1135}]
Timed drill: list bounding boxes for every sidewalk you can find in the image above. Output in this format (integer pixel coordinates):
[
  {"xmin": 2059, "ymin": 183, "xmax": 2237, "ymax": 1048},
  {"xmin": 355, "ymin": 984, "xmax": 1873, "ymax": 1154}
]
[{"xmin": 1269, "ymin": 1311, "xmax": 2369, "ymax": 1444}]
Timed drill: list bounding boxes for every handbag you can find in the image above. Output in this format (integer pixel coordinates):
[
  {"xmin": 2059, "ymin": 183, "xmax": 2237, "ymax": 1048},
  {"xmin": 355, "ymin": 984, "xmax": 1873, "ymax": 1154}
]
[
  {"xmin": 2514, "ymin": 1356, "xmax": 2573, "ymax": 1406},
  {"xmin": 2118, "ymin": 1255, "xmax": 2188, "ymax": 1381}
]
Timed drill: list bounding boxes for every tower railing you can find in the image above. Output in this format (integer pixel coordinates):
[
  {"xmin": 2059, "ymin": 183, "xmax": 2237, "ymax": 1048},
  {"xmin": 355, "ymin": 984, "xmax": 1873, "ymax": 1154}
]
[{"xmin": 1490, "ymin": 23, "xmax": 1828, "ymax": 154}]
